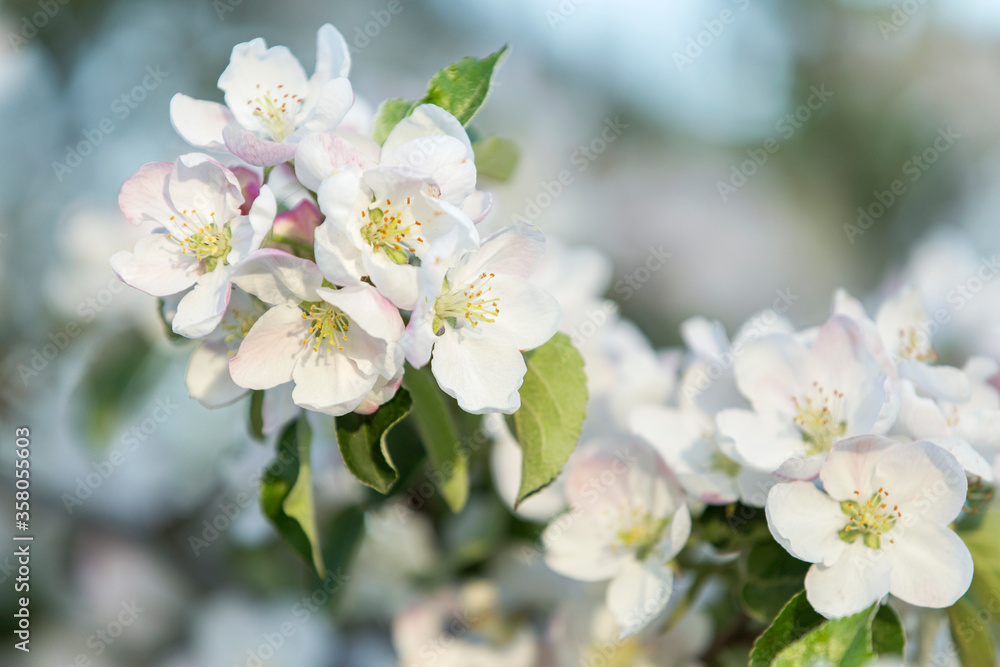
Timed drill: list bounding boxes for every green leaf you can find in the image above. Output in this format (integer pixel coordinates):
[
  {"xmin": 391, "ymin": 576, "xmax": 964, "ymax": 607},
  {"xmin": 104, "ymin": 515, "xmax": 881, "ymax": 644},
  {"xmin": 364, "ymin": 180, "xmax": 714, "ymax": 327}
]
[
  {"xmin": 739, "ymin": 541, "xmax": 811, "ymax": 622},
  {"xmin": 510, "ymin": 333, "xmax": 588, "ymax": 506},
  {"xmin": 749, "ymin": 591, "xmax": 824, "ymax": 667},
  {"xmin": 248, "ymin": 389, "xmax": 265, "ymax": 441},
  {"xmin": 472, "ymin": 136, "xmax": 520, "ymax": 181},
  {"xmin": 949, "ymin": 597, "xmax": 998, "ymax": 667},
  {"xmin": 771, "ymin": 602, "xmax": 879, "ymax": 667},
  {"xmin": 871, "ymin": 604, "xmax": 905, "ymax": 658},
  {"xmin": 960, "ymin": 508, "xmax": 1000, "ymax": 624},
  {"xmin": 260, "ymin": 416, "xmax": 326, "ymax": 577},
  {"xmin": 403, "ymin": 365, "xmax": 468, "ymax": 512},
  {"xmin": 335, "ymin": 389, "xmax": 413, "ymax": 493},
  {"xmin": 417, "ymin": 45, "xmax": 510, "ymax": 126},
  {"xmin": 372, "ymin": 97, "xmax": 413, "ymax": 145}
]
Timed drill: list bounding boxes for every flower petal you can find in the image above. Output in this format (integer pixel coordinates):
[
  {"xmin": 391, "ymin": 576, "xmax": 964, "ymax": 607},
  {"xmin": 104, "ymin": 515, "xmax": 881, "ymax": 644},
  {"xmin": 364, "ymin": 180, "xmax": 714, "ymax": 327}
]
[
  {"xmin": 172, "ymin": 266, "xmax": 234, "ymax": 339},
  {"xmin": 229, "ymin": 304, "xmax": 305, "ymax": 390},
  {"xmin": 169, "ymin": 93, "xmax": 234, "ymax": 151},
  {"xmin": 219, "ymin": 38, "xmax": 308, "ymax": 133},
  {"xmin": 118, "ymin": 161, "xmax": 176, "ymax": 226},
  {"xmin": 887, "ymin": 522, "xmax": 973, "ymax": 609},
  {"xmin": 606, "ymin": 558, "xmax": 674, "ymax": 638},
  {"xmin": 169, "ymin": 153, "xmax": 244, "ymax": 223},
  {"xmin": 291, "ymin": 351, "xmax": 377, "ymax": 416},
  {"xmin": 294, "ymin": 77, "xmax": 353, "ymax": 136},
  {"xmin": 110, "ymin": 234, "xmax": 200, "ymax": 297},
  {"xmin": 228, "ymin": 184, "xmax": 276, "ymax": 262},
  {"xmin": 186, "ymin": 338, "xmax": 246, "ymax": 408},
  {"xmin": 230, "ymin": 249, "xmax": 324, "ymax": 304},
  {"xmin": 870, "ymin": 440, "xmax": 967, "ymax": 525},
  {"xmin": 431, "ymin": 328, "xmax": 527, "ymax": 414},
  {"xmin": 294, "ymin": 133, "xmax": 372, "ymax": 191},
  {"xmin": 819, "ymin": 434, "xmax": 895, "ymax": 500},
  {"xmin": 766, "ymin": 481, "xmax": 846, "ymax": 566},
  {"xmin": 222, "ymin": 125, "xmax": 298, "ymax": 167},
  {"xmin": 804, "ymin": 541, "xmax": 890, "ymax": 619},
  {"xmin": 382, "ymin": 103, "xmax": 473, "ymax": 160}
]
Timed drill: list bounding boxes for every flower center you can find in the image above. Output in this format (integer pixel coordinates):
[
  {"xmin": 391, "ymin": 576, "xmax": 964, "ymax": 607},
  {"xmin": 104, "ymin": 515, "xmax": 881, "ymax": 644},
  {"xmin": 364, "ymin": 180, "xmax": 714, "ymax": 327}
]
[
  {"xmin": 839, "ymin": 487, "xmax": 900, "ymax": 549},
  {"xmin": 791, "ymin": 383, "xmax": 847, "ymax": 454},
  {"xmin": 221, "ymin": 305, "xmax": 264, "ymax": 353},
  {"xmin": 897, "ymin": 327, "xmax": 938, "ymax": 363},
  {"xmin": 299, "ymin": 303, "xmax": 350, "ymax": 353},
  {"xmin": 167, "ymin": 211, "xmax": 232, "ymax": 272},
  {"xmin": 247, "ymin": 83, "xmax": 304, "ymax": 141},
  {"xmin": 360, "ymin": 198, "xmax": 423, "ymax": 265},
  {"xmin": 432, "ymin": 273, "xmax": 500, "ymax": 333},
  {"xmin": 616, "ymin": 512, "xmax": 670, "ymax": 561}
]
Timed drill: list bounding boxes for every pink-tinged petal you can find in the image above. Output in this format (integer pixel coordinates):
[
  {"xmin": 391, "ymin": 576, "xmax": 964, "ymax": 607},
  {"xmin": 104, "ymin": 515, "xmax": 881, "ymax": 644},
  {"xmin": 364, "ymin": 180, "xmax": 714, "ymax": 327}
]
[
  {"xmin": 291, "ymin": 351, "xmax": 377, "ymax": 416},
  {"xmin": 766, "ymin": 481, "xmax": 846, "ymax": 566},
  {"xmin": 172, "ymin": 267, "xmax": 233, "ymax": 338},
  {"xmin": 870, "ymin": 440, "xmax": 967, "ymax": 525},
  {"xmin": 875, "ymin": 287, "xmax": 929, "ymax": 358},
  {"xmin": 118, "ymin": 161, "xmax": 176, "ymax": 225},
  {"xmin": 169, "ymin": 94, "xmax": 234, "ymax": 151},
  {"xmin": 230, "ymin": 165, "xmax": 262, "ymax": 215},
  {"xmin": 186, "ymin": 338, "xmax": 246, "ymax": 408},
  {"xmin": 606, "ymin": 559, "xmax": 674, "ymax": 637},
  {"xmin": 230, "ymin": 249, "xmax": 323, "ymax": 304},
  {"xmin": 819, "ymin": 434, "xmax": 895, "ymax": 500},
  {"xmin": 169, "ymin": 153, "xmax": 244, "ymax": 223},
  {"xmin": 887, "ymin": 522, "xmax": 973, "ymax": 608},
  {"xmin": 229, "ymin": 304, "xmax": 304, "ymax": 389},
  {"xmin": 222, "ymin": 125, "xmax": 298, "ymax": 167},
  {"xmin": 272, "ymin": 199, "xmax": 321, "ymax": 245},
  {"xmin": 294, "ymin": 78, "xmax": 353, "ymax": 136},
  {"xmin": 219, "ymin": 38, "xmax": 308, "ymax": 133},
  {"xmin": 228, "ymin": 184, "xmax": 276, "ymax": 262},
  {"xmin": 630, "ymin": 405, "xmax": 704, "ymax": 470},
  {"xmin": 774, "ymin": 455, "xmax": 825, "ymax": 481},
  {"xmin": 354, "ymin": 372, "xmax": 403, "ymax": 415},
  {"xmin": 294, "ymin": 133, "xmax": 372, "ymax": 191},
  {"xmin": 929, "ymin": 438, "xmax": 994, "ymax": 481},
  {"xmin": 431, "ymin": 328, "xmax": 527, "ymax": 414},
  {"xmin": 804, "ymin": 541, "xmax": 891, "ymax": 619},
  {"xmin": 482, "ymin": 276, "xmax": 561, "ymax": 352},
  {"xmin": 110, "ymin": 234, "xmax": 200, "ymax": 297},
  {"xmin": 382, "ymin": 103, "xmax": 473, "ymax": 160},
  {"xmin": 262, "ymin": 383, "xmax": 298, "ymax": 435},
  {"xmin": 731, "ymin": 332, "xmax": 808, "ymax": 419}
]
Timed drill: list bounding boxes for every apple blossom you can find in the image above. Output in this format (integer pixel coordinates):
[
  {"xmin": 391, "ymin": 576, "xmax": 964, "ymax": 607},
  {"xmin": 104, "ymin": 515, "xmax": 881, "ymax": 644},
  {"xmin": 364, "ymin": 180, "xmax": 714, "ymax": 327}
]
[
  {"xmin": 716, "ymin": 315, "xmax": 898, "ymax": 478},
  {"xmin": 227, "ymin": 252, "xmax": 404, "ymax": 416},
  {"xmin": 111, "ymin": 154, "xmax": 277, "ymax": 338},
  {"xmin": 170, "ymin": 24, "xmax": 354, "ymax": 166},
  {"xmin": 298, "ymin": 104, "xmax": 489, "ymax": 309},
  {"xmin": 543, "ymin": 443, "xmax": 691, "ymax": 637},
  {"xmin": 766, "ymin": 435, "xmax": 973, "ymax": 618},
  {"xmin": 402, "ymin": 223, "xmax": 561, "ymax": 414}
]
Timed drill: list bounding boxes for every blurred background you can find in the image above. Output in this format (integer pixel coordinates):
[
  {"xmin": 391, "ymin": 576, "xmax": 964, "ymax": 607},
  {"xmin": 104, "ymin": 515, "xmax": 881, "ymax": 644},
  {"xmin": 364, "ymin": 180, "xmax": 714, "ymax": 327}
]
[{"xmin": 2, "ymin": 0, "xmax": 1000, "ymax": 665}]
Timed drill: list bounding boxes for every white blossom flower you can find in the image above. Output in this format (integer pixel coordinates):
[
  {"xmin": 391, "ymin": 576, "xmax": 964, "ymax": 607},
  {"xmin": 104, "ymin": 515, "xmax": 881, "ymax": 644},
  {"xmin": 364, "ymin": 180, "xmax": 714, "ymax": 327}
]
[
  {"xmin": 766, "ymin": 435, "xmax": 973, "ymax": 618},
  {"xmin": 716, "ymin": 316, "xmax": 898, "ymax": 479},
  {"xmin": 169, "ymin": 24, "xmax": 354, "ymax": 166},
  {"xmin": 543, "ymin": 443, "xmax": 691, "ymax": 637},
  {"xmin": 227, "ymin": 252, "xmax": 404, "ymax": 416},
  {"xmin": 111, "ymin": 154, "xmax": 276, "ymax": 338},
  {"xmin": 402, "ymin": 223, "xmax": 561, "ymax": 414},
  {"xmin": 297, "ymin": 104, "xmax": 489, "ymax": 309}
]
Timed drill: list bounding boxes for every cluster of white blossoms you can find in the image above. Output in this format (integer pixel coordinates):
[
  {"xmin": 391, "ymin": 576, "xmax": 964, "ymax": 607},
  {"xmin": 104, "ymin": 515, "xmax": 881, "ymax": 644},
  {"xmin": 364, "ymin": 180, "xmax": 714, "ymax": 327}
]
[
  {"xmin": 506, "ymin": 236, "xmax": 998, "ymax": 637},
  {"xmin": 111, "ymin": 25, "xmax": 561, "ymax": 421}
]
